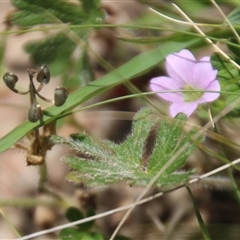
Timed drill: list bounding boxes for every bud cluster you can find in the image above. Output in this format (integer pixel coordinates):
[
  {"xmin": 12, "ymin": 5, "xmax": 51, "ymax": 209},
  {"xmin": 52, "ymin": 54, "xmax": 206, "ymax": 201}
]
[{"xmin": 3, "ymin": 65, "xmax": 68, "ymax": 122}]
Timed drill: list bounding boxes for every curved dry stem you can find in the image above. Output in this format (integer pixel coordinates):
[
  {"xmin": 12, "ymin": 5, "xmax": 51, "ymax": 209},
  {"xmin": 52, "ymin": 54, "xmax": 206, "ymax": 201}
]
[
  {"xmin": 34, "ymin": 90, "xmax": 54, "ymax": 104},
  {"xmin": 36, "ymin": 83, "xmax": 45, "ymax": 92}
]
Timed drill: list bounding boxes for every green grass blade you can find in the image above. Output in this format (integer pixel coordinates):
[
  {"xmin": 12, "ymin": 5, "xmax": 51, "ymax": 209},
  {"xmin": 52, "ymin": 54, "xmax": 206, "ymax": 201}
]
[{"xmin": 186, "ymin": 186, "xmax": 211, "ymax": 240}]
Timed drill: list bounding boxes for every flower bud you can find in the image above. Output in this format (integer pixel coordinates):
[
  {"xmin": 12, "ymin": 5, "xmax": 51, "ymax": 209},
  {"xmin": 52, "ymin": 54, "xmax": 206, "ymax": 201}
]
[
  {"xmin": 36, "ymin": 64, "xmax": 50, "ymax": 84},
  {"xmin": 28, "ymin": 103, "xmax": 41, "ymax": 122},
  {"xmin": 54, "ymin": 87, "xmax": 68, "ymax": 106},
  {"xmin": 3, "ymin": 72, "xmax": 18, "ymax": 90}
]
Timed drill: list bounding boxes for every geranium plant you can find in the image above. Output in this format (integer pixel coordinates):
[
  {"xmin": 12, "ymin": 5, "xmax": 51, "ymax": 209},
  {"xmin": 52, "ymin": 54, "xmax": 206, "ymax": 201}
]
[{"xmin": 1, "ymin": 1, "xmax": 240, "ymax": 240}]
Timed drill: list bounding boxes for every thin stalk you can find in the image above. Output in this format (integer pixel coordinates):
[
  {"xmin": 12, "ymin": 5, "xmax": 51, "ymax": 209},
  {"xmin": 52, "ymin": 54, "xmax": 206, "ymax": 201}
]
[
  {"xmin": 186, "ymin": 186, "xmax": 211, "ymax": 240},
  {"xmin": 0, "ymin": 208, "xmax": 21, "ymax": 238},
  {"xmin": 38, "ymin": 161, "xmax": 48, "ymax": 191}
]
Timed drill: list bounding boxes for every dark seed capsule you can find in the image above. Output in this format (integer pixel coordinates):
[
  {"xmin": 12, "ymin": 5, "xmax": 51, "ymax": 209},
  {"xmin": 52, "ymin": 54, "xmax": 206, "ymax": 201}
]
[
  {"xmin": 36, "ymin": 64, "xmax": 50, "ymax": 84},
  {"xmin": 54, "ymin": 87, "xmax": 68, "ymax": 106},
  {"xmin": 3, "ymin": 72, "xmax": 18, "ymax": 90},
  {"xmin": 28, "ymin": 103, "xmax": 42, "ymax": 122}
]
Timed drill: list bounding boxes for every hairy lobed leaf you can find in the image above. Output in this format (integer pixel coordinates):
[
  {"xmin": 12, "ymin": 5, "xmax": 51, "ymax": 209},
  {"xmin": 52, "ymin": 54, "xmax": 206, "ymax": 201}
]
[{"xmin": 52, "ymin": 108, "xmax": 202, "ymax": 188}]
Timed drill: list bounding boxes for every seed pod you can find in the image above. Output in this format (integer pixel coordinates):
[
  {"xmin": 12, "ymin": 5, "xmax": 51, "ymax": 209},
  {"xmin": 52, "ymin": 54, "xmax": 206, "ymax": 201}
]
[
  {"xmin": 3, "ymin": 72, "xmax": 18, "ymax": 90},
  {"xmin": 28, "ymin": 103, "xmax": 42, "ymax": 122},
  {"xmin": 36, "ymin": 64, "xmax": 50, "ymax": 84},
  {"xmin": 54, "ymin": 87, "xmax": 68, "ymax": 106}
]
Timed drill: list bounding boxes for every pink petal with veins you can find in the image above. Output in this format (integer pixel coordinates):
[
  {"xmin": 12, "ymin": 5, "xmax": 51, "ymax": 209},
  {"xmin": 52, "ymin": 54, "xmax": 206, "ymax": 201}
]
[
  {"xmin": 150, "ymin": 76, "xmax": 183, "ymax": 102},
  {"xmin": 166, "ymin": 49, "xmax": 196, "ymax": 86},
  {"xmin": 192, "ymin": 60, "xmax": 218, "ymax": 89},
  {"xmin": 169, "ymin": 102, "xmax": 198, "ymax": 117},
  {"xmin": 197, "ymin": 80, "xmax": 221, "ymax": 103}
]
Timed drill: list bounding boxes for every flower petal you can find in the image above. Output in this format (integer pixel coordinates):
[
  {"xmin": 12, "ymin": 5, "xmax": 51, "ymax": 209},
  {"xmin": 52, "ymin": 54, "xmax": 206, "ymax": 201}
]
[
  {"xmin": 169, "ymin": 101, "xmax": 198, "ymax": 117},
  {"xmin": 150, "ymin": 76, "xmax": 183, "ymax": 102},
  {"xmin": 197, "ymin": 80, "xmax": 220, "ymax": 103},
  {"xmin": 166, "ymin": 49, "xmax": 196, "ymax": 86},
  {"xmin": 200, "ymin": 56, "xmax": 210, "ymax": 61},
  {"xmin": 192, "ymin": 58, "xmax": 218, "ymax": 89}
]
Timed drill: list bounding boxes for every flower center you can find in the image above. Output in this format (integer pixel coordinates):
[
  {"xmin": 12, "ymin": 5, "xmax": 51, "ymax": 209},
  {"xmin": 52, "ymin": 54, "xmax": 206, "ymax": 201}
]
[{"xmin": 183, "ymin": 84, "xmax": 203, "ymax": 102}]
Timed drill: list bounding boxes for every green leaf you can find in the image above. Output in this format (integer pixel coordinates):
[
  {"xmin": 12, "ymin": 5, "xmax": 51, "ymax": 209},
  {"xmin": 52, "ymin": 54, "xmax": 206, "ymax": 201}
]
[
  {"xmin": 11, "ymin": 0, "xmax": 44, "ymax": 12},
  {"xmin": 82, "ymin": 0, "xmax": 100, "ymax": 12},
  {"xmin": 0, "ymin": 36, "xmax": 202, "ymax": 153},
  {"xmin": 227, "ymin": 38, "xmax": 240, "ymax": 57},
  {"xmin": 81, "ymin": 0, "xmax": 103, "ymax": 21},
  {"xmin": 11, "ymin": 10, "xmax": 53, "ymax": 26},
  {"xmin": 59, "ymin": 228, "xmax": 104, "ymax": 240},
  {"xmin": 211, "ymin": 53, "xmax": 240, "ymax": 112},
  {"xmin": 59, "ymin": 228, "xmax": 84, "ymax": 240},
  {"xmin": 83, "ymin": 207, "xmax": 96, "ymax": 230},
  {"xmin": 148, "ymin": 114, "xmax": 188, "ymax": 173},
  {"xmin": 65, "ymin": 206, "xmax": 95, "ymax": 230},
  {"xmin": 53, "ymin": 107, "xmax": 158, "ymax": 185},
  {"xmin": 211, "ymin": 52, "xmax": 239, "ymax": 82},
  {"xmin": 52, "ymin": 108, "xmax": 202, "ymax": 188},
  {"xmin": 226, "ymin": 90, "xmax": 240, "ymax": 109},
  {"xmin": 109, "ymin": 107, "xmax": 158, "ymax": 166},
  {"xmin": 66, "ymin": 207, "xmax": 84, "ymax": 223},
  {"xmin": 24, "ymin": 33, "xmax": 76, "ymax": 75},
  {"xmin": 223, "ymin": 6, "xmax": 240, "ymax": 27},
  {"xmin": 90, "ymin": 233, "xmax": 105, "ymax": 240},
  {"xmin": 11, "ymin": 0, "xmax": 101, "ymax": 26}
]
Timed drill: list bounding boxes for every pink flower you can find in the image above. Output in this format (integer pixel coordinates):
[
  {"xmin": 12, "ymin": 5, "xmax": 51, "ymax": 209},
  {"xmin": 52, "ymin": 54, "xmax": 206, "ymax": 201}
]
[{"xmin": 150, "ymin": 49, "xmax": 220, "ymax": 117}]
